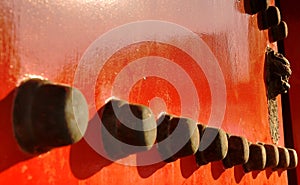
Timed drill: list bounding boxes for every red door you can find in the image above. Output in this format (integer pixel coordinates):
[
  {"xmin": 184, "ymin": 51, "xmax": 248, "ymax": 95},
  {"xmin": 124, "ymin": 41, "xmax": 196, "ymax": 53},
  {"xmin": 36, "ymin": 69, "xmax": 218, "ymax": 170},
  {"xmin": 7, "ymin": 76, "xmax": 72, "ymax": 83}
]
[{"xmin": 0, "ymin": 0, "xmax": 292, "ymax": 184}]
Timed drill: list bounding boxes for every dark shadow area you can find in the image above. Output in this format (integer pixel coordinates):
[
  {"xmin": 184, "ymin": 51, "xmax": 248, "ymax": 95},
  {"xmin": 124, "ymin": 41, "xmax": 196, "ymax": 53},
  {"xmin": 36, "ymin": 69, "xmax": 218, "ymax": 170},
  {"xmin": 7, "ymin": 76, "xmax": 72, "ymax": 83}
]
[
  {"xmin": 252, "ymin": 170, "xmax": 262, "ymax": 179},
  {"xmin": 265, "ymin": 168, "xmax": 273, "ymax": 179},
  {"xmin": 69, "ymin": 111, "xmax": 113, "ymax": 179},
  {"xmin": 277, "ymin": 169, "xmax": 284, "ymax": 177},
  {"xmin": 243, "ymin": 0, "xmax": 253, "ymax": 14},
  {"xmin": 179, "ymin": 155, "xmax": 199, "ymax": 178},
  {"xmin": 0, "ymin": 90, "xmax": 33, "ymax": 172},
  {"xmin": 136, "ymin": 147, "xmax": 167, "ymax": 178},
  {"xmin": 257, "ymin": 12, "xmax": 266, "ymax": 30},
  {"xmin": 137, "ymin": 160, "xmax": 166, "ymax": 178},
  {"xmin": 263, "ymin": 50, "xmax": 268, "ymax": 97},
  {"xmin": 69, "ymin": 139, "xmax": 112, "ymax": 179},
  {"xmin": 234, "ymin": 165, "xmax": 246, "ymax": 183},
  {"xmin": 211, "ymin": 161, "xmax": 226, "ymax": 180},
  {"xmin": 275, "ymin": 0, "xmax": 299, "ymax": 182}
]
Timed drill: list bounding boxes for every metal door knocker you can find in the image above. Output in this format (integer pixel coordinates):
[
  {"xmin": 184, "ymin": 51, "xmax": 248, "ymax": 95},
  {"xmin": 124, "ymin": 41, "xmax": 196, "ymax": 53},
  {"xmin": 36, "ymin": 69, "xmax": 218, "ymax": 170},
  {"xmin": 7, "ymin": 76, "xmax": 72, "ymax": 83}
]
[{"xmin": 265, "ymin": 47, "xmax": 292, "ymax": 144}]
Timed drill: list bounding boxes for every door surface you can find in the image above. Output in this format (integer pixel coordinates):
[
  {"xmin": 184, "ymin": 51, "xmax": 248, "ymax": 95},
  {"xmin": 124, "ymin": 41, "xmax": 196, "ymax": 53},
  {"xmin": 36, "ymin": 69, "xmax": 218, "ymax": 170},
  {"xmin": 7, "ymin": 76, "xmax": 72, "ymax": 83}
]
[{"xmin": 0, "ymin": 0, "xmax": 289, "ymax": 184}]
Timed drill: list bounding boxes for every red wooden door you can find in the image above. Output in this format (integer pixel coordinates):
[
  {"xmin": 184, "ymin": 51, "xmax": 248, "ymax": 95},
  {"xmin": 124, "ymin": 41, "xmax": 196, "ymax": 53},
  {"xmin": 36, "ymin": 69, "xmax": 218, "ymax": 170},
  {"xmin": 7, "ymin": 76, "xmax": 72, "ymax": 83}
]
[{"xmin": 0, "ymin": 0, "xmax": 290, "ymax": 184}]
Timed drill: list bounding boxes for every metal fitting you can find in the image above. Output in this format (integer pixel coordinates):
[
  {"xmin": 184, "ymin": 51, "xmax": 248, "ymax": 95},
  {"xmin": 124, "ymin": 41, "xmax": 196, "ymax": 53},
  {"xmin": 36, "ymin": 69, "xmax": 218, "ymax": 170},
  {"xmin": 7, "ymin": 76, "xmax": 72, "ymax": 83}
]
[
  {"xmin": 287, "ymin": 148, "xmax": 298, "ymax": 169},
  {"xmin": 274, "ymin": 147, "xmax": 290, "ymax": 170},
  {"xmin": 266, "ymin": 47, "xmax": 291, "ymax": 100},
  {"xmin": 243, "ymin": 143, "xmax": 267, "ymax": 172},
  {"xmin": 100, "ymin": 99, "xmax": 157, "ymax": 160},
  {"xmin": 269, "ymin": 21, "xmax": 288, "ymax": 43},
  {"xmin": 258, "ymin": 6, "xmax": 281, "ymax": 30},
  {"xmin": 156, "ymin": 113, "xmax": 199, "ymax": 162},
  {"xmin": 244, "ymin": 0, "xmax": 269, "ymax": 15},
  {"xmin": 263, "ymin": 144, "xmax": 279, "ymax": 169},
  {"xmin": 13, "ymin": 78, "xmax": 88, "ymax": 154},
  {"xmin": 222, "ymin": 135, "xmax": 249, "ymax": 169},
  {"xmin": 195, "ymin": 126, "xmax": 228, "ymax": 166}
]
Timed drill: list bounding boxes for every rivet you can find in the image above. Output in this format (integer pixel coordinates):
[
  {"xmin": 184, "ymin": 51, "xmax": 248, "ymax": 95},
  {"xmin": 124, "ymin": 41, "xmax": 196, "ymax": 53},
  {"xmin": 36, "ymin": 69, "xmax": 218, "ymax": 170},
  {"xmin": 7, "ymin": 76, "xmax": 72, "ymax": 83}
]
[
  {"xmin": 269, "ymin": 21, "xmax": 288, "ymax": 43},
  {"xmin": 156, "ymin": 113, "xmax": 199, "ymax": 162},
  {"xmin": 222, "ymin": 135, "xmax": 249, "ymax": 169},
  {"xmin": 100, "ymin": 99, "xmax": 157, "ymax": 159},
  {"xmin": 243, "ymin": 143, "xmax": 266, "ymax": 172},
  {"xmin": 258, "ymin": 6, "xmax": 281, "ymax": 30},
  {"xmin": 274, "ymin": 147, "xmax": 290, "ymax": 170},
  {"xmin": 244, "ymin": 0, "xmax": 269, "ymax": 15},
  {"xmin": 287, "ymin": 148, "xmax": 298, "ymax": 169},
  {"xmin": 195, "ymin": 126, "xmax": 228, "ymax": 166},
  {"xmin": 13, "ymin": 78, "xmax": 89, "ymax": 154},
  {"xmin": 263, "ymin": 144, "xmax": 279, "ymax": 169}
]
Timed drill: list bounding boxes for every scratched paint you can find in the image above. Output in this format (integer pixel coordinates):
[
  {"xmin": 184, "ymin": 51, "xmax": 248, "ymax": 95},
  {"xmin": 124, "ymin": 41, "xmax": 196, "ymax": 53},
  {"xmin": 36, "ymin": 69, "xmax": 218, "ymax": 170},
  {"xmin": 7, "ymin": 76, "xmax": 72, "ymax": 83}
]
[{"xmin": 0, "ymin": 0, "xmax": 288, "ymax": 185}]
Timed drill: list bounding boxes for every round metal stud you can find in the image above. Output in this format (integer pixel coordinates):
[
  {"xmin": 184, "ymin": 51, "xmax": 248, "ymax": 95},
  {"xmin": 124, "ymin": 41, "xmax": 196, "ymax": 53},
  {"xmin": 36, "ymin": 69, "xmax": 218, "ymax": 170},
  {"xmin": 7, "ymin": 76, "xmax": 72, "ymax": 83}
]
[
  {"xmin": 244, "ymin": 0, "xmax": 269, "ymax": 15},
  {"xmin": 269, "ymin": 21, "xmax": 288, "ymax": 43},
  {"xmin": 243, "ymin": 143, "xmax": 267, "ymax": 172},
  {"xmin": 258, "ymin": 6, "xmax": 281, "ymax": 30},
  {"xmin": 13, "ymin": 78, "xmax": 89, "ymax": 154},
  {"xmin": 156, "ymin": 113, "xmax": 199, "ymax": 162},
  {"xmin": 263, "ymin": 144, "xmax": 279, "ymax": 169},
  {"xmin": 100, "ymin": 99, "xmax": 157, "ymax": 160},
  {"xmin": 287, "ymin": 148, "xmax": 298, "ymax": 169},
  {"xmin": 273, "ymin": 147, "xmax": 290, "ymax": 170},
  {"xmin": 195, "ymin": 126, "xmax": 228, "ymax": 166},
  {"xmin": 222, "ymin": 135, "xmax": 249, "ymax": 169}
]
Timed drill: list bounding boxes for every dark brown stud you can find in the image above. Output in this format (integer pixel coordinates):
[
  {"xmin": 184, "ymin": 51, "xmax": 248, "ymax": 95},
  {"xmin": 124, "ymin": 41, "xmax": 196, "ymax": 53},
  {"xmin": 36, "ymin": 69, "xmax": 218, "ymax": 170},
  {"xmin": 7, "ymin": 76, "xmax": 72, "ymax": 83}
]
[
  {"xmin": 274, "ymin": 147, "xmax": 290, "ymax": 170},
  {"xmin": 243, "ymin": 143, "xmax": 266, "ymax": 172},
  {"xmin": 244, "ymin": 0, "xmax": 269, "ymax": 15},
  {"xmin": 222, "ymin": 135, "xmax": 249, "ymax": 169},
  {"xmin": 194, "ymin": 124, "xmax": 208, "ymax": 166},
  {"xmin": 257, "ymin": 6, "xmax": 281, "ymax": 30},
  {"xmin": 269, "ymin": 21, "xmax": 288, "ymax": 43},
  {"xmin": 195, "ymin": 126, "xmax": 228, "ymax": 166},
  {"xmin": 287, "ymin": 148, "xmax": 298, "ymax": 169},
  {"xmin": 156, "ymin": 113, "xmax": 199, "ymax": 162},
  {"xmin": 263, "ymin": 144, "xmax": 279, "ymax": 169},
  {"xmin": 13, "ymin": 78, "xmax": 89, "ymax": 154},
  {"xmin": 100, "ymin": 99, "xmax": 157, "ymax": 160}
]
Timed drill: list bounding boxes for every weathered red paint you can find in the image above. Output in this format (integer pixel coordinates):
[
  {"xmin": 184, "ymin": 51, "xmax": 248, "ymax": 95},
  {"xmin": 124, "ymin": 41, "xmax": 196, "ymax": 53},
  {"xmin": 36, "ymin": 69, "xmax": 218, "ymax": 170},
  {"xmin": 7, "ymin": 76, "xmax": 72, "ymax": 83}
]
[{"xmin": 0, "ymin": 0, "xmax": 289, "ymax": 184}]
